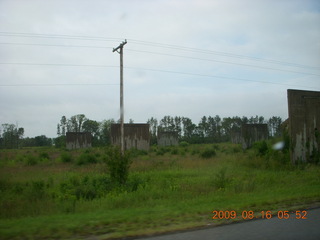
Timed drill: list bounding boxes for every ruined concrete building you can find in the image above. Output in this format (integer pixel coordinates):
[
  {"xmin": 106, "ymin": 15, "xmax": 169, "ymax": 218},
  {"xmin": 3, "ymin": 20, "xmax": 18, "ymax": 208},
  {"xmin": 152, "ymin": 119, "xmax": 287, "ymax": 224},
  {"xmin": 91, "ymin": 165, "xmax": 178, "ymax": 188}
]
[
  {"xmin": 111, "ymin": 124, "xmax": 150, "ymax": 151},
  {"xmin": 241, "ymin": 124, "xmax": 269, "ymax": 149},
  {"xmin": 230, "ymin": 130, "xmax": 242, "ymax": 144},
  {"xmin": 287, "ymin": 89, "xmax": 320, "ymax": 164},
  {"xmin": 66, "ymin": 132, "xmax": 92, "ymax": 150},
  {"xmin": 157, "ymin": 131, "xmax": 179, "ymax": 146}
]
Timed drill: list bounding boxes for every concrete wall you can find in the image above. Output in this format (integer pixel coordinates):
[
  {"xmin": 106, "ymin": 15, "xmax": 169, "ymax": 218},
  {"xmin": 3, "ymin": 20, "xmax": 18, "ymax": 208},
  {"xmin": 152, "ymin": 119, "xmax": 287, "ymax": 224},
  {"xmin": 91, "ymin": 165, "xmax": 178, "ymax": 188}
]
[
  {"xmin": 230, "ymin": 130, "xmax": 242, "ymax": 144},
  {"xmin": 111, "ymin": 124, "xmax": 150, "ymax": 151},
  {"xmin": 287, "ymin": 89, "xmax": 320, "ymax": 164},
  {"xmin": 157, "ymin": 131, "xmax": 179, "ymax": 146},
  {"xmin": 241, "ymin": 124, "xmax": 268, "ymax": 149},
  {"xmin": 66, "ymin": 132, "xmax": 92, "ymax": 150}
]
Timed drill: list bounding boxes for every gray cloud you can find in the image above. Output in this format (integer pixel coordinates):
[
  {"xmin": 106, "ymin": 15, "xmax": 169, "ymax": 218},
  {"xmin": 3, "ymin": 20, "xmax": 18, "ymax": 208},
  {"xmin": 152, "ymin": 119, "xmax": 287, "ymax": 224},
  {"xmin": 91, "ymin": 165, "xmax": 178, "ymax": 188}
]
[{"xmin": 0, "ymin": 0, "xmax": 319, "ymax": 137}]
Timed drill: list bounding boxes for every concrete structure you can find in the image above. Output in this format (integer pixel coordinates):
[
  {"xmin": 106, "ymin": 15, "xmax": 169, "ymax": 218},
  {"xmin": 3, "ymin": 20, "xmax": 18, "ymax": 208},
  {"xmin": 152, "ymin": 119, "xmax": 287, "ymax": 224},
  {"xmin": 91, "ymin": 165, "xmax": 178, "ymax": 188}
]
[
  {"xmin": 157, "ymin": 131, "xmax": 179, "ymax": 146},
  {"xmin": 230, "ymin": 130, "xmax": 242, "ymax": 144},
  {"xmin": 287, "ymin": 89, "xmax": 320, "ymax": 164},
  {"xmin": 111, "ymin": 124, "xmax": 150, "ymax": 151},
  {"xmin": 66, "ymin": 132, "xmax": 92, "ymax": 150},
  {"xmin": 241, "ymin": 124, "xmax": 268, "ymax": 149}
]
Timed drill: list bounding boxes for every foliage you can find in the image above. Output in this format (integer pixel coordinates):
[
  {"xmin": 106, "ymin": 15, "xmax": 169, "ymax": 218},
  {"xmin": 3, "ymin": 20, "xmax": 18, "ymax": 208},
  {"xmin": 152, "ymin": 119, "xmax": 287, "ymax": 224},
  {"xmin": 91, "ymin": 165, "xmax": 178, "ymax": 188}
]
[
  {"xmin": 200, "ymin": 147, "xmax": 216, "ymax": 158},
  {"xmin": 0, "ymin": 123, "xmax": 24, "ymax": 149},
  {"xmin": 0, "ymin": 143, "xmax": 320, "ymax": 240},
  {"xmin": 76, "ymin": 152, "xmax": 98, "ymax": 165},
  {"xmin": 60, "ymin": 152, "xmax": 73, "ymax": 163},
  {"xmin": 104, "ymin": 146, "xmax": 132, "ymax": 185},
  {"xmin": 212, "ymin": 167, "xmax": 231, "ymax": 190}
]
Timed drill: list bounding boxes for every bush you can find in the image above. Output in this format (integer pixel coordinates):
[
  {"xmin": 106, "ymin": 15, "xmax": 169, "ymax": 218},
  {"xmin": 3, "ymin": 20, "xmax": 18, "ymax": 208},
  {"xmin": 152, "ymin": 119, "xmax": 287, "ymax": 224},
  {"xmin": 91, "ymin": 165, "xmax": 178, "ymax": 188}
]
[
  {"xmin": 200, "ymin": 148, "xmax": 216, "ymax": 158},
  {"xmin": 25, "ymin": 155, "xmax": 38, "ymax": 166},
  {"xmin": 60, "ymin": 152, "xmax": 73, "ymax": 163},
  {"xmin": 76, "ymin": 152, "xmax": 97, "ymax": 165},
  {"xmin": 254, "ymin": 140, "xmax": 269, "ymax": 156},
  {"xmin": 105, "ymin": 146, "xmax": 132, "ymax": 185},
  {"xmin": 179, "ymin": 141, "xmax": 189, "ymax": 147},
  {"xmin": 170, "ymin": 147, "xmax": 179, "ymax": 155},
  {"xmin": 212, "ymin": 168, "xmax": 231, "ymax": 190}
]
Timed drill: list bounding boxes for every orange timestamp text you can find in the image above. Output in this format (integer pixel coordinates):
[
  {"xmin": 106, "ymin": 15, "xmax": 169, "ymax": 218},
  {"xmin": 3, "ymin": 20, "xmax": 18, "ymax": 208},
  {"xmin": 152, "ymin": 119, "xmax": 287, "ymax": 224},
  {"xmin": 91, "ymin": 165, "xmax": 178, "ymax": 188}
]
[{"xmin": 212, "ymin": 210, "xmax": 307, "ymax": 220}]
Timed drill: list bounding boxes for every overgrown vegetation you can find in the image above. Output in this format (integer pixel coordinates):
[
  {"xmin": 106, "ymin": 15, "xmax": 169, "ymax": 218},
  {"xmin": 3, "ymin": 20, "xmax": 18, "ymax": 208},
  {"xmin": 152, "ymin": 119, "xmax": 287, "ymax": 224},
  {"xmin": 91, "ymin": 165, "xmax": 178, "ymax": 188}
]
[{"xmin": 0, "ymin": 142, "xmax": 319, "ymax": 239}]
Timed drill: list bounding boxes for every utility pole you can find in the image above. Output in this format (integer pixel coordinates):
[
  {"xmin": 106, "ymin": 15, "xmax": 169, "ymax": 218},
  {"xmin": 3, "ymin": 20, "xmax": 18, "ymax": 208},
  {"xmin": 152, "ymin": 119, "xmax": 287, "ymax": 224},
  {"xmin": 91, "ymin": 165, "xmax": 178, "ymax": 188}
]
[{"xmin": 113, "ymin": 40, "xmax": 127, "ymax": 155}]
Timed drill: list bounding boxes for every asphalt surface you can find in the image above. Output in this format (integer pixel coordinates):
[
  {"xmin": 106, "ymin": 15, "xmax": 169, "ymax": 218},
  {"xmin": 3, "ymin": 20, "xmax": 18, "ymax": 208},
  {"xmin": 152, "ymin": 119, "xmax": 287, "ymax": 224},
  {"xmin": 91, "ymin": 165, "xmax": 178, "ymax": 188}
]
[{"xmin": 135, "ymin": 208, "xmax": 320, "ymax": 240}]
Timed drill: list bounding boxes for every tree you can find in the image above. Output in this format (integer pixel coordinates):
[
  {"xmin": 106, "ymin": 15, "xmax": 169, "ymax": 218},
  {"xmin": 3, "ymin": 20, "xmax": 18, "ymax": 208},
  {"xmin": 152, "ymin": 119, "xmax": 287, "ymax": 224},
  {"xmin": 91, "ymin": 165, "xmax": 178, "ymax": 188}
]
[
  {"xmin": 147, "ymin": 117, "xmax": 158, "ymax": 145},
  {"xmin": 0, "ymin": 123, "xmax": 24, "ymax": 149},
  {"xmin": 268, "ymin": 116, "xmax": 282, "ymax": 137},
  {"xmin": 181, "ymin": 117, "xmax": 196, "ymax": 141},
  {"xmin": 99, "ymin": 119, "xmax": 115, "ymax": 145}
]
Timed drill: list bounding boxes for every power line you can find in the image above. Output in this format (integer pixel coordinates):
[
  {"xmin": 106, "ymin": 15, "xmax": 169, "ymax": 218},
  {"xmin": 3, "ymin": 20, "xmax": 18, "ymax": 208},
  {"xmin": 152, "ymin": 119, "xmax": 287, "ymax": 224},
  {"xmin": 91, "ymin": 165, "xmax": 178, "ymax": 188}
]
[
  {"xmin": 125, "ymin": 66, "xmax": 317, "ymax": 89},
  {"xmin": 0, "ymin": 83, "xmax": 119, "ymax": 87},
  {"xmin": 1, "ymin": 31, "xmax": 318, "ymax": 70},
  {"xmin": 0, "ymin": 62, "xmax": 118, "ymax": 68},
  {"xmin": 0, "ymin": 42, "xmax": 113, "ymax": 49},
  {"xmin": 0, "ymin": 62, "xmax": 317, "ymax": 89},
  {"xmin": 1, "ymin": 42, "xmax": 319, "ymax": 76},
  {"xmin": 0, "ymin": 31, "xmax": 121, "ymax": 42},
  {"xmin": 126, "ymin": 49, "xmax": 320, "ymax": 76}
]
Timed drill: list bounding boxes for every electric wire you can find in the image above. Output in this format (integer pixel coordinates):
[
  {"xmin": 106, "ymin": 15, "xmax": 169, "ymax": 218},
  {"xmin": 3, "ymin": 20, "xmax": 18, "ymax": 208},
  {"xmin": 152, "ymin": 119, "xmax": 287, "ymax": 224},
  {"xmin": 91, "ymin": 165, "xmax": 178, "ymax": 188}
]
[
  {"xmin": 0, "ymin": 63, "xmax": 317, "ymax": 89},
  {"xmin": 1, "ymin": 31, "xmax": 318, "ymax": 70},
  {"xmin": 1, "ymin": 42, "xmax": 319, "ymax": 76}
]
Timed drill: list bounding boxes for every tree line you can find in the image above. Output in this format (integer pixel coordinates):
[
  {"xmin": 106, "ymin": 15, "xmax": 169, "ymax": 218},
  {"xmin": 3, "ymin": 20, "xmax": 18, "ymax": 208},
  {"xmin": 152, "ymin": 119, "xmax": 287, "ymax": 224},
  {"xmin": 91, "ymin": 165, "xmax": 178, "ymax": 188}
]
[
  {"xmin": 148, "ymin": 115, "xmax": 282, "ymax": 144},
  {"xmin": 0, "ymin": 114, "xmax": 282, "ymax": 149}
]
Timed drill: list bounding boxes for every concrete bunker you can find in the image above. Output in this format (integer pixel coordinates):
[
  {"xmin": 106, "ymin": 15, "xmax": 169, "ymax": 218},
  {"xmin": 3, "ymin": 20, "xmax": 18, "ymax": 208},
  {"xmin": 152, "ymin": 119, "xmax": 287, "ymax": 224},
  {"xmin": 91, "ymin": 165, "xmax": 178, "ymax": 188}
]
[
  {"xmin": 287, "ymin": 89, "xmax": 320, "ymax": 164},
  {"xmin": 157, "ymin": 131, "xmax": 179, "ymax": 146},
  {"xmin": 66, "ymin": 132, "xmax": 92, "ymax": 150},
  {"xmin": 241, "ymin": 124, "xmax": 268, "ymax": 149},
  {"xmin": 111, "ymin": 124, "xmax": 150, "ymax": 151}
]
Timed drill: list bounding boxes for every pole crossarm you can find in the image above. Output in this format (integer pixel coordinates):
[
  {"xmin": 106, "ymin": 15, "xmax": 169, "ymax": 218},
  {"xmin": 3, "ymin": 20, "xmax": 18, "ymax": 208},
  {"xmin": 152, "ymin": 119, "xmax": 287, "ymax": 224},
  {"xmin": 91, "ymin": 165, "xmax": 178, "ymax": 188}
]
[{"xmin": 113, "ymin": 40, "xmax": 127, "ymax": 53}]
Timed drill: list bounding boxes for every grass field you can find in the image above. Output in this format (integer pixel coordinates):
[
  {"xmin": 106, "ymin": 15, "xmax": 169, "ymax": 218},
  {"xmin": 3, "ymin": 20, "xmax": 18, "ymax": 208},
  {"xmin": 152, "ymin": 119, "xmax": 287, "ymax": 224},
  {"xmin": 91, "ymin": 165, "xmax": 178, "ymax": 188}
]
[{"xmin": 0, "ymin": 142, "xmax": 320, "ymax": 239}]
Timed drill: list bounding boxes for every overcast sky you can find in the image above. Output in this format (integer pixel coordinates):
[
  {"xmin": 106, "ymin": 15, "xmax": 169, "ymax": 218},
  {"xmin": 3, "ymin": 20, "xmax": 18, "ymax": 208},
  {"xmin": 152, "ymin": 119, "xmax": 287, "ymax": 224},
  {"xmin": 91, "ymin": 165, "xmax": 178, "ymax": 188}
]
[{"xmin": 0, "ymin": 0, "xmax": 319, "ymax": 138}]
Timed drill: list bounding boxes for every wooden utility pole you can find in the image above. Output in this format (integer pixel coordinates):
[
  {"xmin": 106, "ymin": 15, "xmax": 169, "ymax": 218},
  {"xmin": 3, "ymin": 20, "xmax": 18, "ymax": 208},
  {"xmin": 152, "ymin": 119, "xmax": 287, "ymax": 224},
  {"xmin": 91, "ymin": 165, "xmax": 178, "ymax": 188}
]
[{"xmin": 113, "ymin": 40, "xmax": 127, "ymax": 155}]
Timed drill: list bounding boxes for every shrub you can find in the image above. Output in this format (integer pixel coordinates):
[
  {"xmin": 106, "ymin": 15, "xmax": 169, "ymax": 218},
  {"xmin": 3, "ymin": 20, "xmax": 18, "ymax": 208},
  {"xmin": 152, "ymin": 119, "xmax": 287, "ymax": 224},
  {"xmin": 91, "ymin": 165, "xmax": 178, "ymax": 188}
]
[
  {"xmin": 200, "ymin": 148, "xmax": 216, "ymax": 158},
  {"xmin": 254, "ymin": 140, "xmax": 269, "ymax": 156},
  {"xmin": 38, "ymin": 152, "xmax": 50, "ymax": 162},
  {"xmin": 60, "ymin": 152, "xmax": 73, "ymax": 163},
  {"xmin": 105, "ymin": 146, "xmax": 132, "ymax": 185},
  {"xmin": 179, "ymin": 141, "xmax": 189, "ymax": 147},
  {"xmin": 76, "ymin": 152, "xmax": 97, "ymax": 165},
  {"xmin": 212, "ymin": 168, "xmax": 231, "ymax": 190},
  {"xmin": 25, "ymin": 155, "xmax": 38, "ymax": 166},
  {"xmin": 171, "ymin": 147, "xmax": 179, "ymax": 155}
]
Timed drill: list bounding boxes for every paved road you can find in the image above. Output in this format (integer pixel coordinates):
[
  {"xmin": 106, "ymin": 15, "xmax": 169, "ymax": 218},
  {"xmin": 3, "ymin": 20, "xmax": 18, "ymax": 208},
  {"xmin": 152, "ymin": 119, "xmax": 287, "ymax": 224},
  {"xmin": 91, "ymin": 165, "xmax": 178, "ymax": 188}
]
[{"xmin": 135, "ymin": 208, "xmax": 320, "ymax": 240}]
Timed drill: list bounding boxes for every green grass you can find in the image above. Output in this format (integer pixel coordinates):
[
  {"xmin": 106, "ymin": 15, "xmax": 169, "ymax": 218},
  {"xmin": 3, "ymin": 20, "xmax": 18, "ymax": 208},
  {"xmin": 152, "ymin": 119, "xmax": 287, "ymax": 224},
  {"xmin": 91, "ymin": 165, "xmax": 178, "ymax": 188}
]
[{"xmin": 0, "ymin": 143, "xmax": 319, "ymax": 239}]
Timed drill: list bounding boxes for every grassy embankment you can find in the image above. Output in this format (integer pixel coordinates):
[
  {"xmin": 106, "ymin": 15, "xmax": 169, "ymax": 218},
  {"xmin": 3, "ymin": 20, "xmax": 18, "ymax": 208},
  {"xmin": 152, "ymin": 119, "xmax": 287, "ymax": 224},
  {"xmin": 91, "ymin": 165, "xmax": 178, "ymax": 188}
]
[{"xmin": 0, "ymin": 141, "xmax": 319, "ymax": 239}]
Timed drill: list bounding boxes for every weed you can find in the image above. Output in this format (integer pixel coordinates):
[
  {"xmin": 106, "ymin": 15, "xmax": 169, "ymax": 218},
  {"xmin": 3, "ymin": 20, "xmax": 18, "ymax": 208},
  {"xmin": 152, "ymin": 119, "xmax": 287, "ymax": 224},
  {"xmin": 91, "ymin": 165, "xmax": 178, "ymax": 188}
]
[
  {"xmin": 25, "ymin": 155, "xmax": 38, "ymax": 166},
  {"xmin": 76, "ymin": 152, "xmax": 97, "ymax": 165},
  {"xmin": 254, "ymin": 140, "xmax": 269, "ymax": 156},
  {"xmin": 39, "ymin": 152, "xmax": 50, "ymax": 160},
  {"xmin": 60, "ymin": 152, "xmax": 73, "ymax": 163},
  {"xmin": 212, "ymin": 168, "xmax": 231, "ymax": 190},
  {"xmin": 179, "ymin": 141, "xmax": 189, "ymax": 147},
  {"xmin": 105, "ymin": 146, "xmax": 132, "ymax": 185},
  {"xmin": 171, "ymin": 147, "xmax": 179, "ymax": 155},
  {"xmin": 200, "ymin": 148, "xmax": 216, "ymax": 158}
]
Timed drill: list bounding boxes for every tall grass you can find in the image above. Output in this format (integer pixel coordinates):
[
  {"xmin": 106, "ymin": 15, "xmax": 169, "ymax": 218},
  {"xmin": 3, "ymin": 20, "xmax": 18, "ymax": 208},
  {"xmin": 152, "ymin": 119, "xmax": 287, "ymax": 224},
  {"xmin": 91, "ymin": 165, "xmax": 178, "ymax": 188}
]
[{"xmin": 0, "ymin": 143, "xmax": 319, "ymax": 239}]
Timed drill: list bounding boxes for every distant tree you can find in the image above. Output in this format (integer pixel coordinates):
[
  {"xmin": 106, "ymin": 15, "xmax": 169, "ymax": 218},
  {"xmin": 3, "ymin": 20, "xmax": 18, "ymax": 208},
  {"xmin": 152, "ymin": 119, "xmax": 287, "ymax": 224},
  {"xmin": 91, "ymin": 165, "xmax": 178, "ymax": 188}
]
[
  {"xmin": 181, "ymin": 117, "xmax": 196, "ymax": 139},
  {"xmin": 34, "ymin": 135, "xmax": 52, "ymax": 146},
  {"xmin": 60, "ymin": 116, "xmax": 67, "ymax": 135},
  {"xmin": 0, "ymin": 123, "xmax": 24, "ymax": 149},
  {"xmin": 99, "ymin": 119, "xmax": 115, "ymax": 145},
  {"xmin": 147, "ymin": 117, "xmax": 158, "ymax": 145},
  {"xmin": 268, "ymin": 116, "xmax": 282, "ymax": 137}
]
